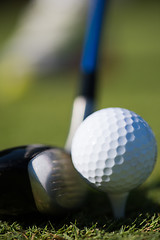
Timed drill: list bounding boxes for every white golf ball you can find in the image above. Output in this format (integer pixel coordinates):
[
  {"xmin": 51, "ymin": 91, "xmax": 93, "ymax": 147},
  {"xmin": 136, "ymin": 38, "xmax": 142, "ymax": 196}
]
[{"xmin": 71, "ymin": 108, "xmax": 157, "ymax": 194}]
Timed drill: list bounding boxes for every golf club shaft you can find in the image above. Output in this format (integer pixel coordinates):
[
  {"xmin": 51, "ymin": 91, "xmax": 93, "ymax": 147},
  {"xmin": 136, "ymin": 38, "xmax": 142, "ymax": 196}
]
[
  {"xmin": 80, "ymin": 0, "xmax": 106, "ymax": 99},
  {"xmin": 65, "ymin": 0, "xmax": 107, "ymax": 151}
]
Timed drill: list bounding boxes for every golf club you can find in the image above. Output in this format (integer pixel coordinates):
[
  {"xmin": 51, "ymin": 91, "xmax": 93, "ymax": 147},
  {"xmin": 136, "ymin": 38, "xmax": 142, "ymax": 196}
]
[
  {"xmin": 0, "ymin": 145, "xmax": 51, "ymax": 215},
  {"xmin": 0, "ymin": 0, "xmax": 106, "ymax": 215},
  {"xmin": 65, "ymin": 0, "xmax": 106, "ymax": 151}
]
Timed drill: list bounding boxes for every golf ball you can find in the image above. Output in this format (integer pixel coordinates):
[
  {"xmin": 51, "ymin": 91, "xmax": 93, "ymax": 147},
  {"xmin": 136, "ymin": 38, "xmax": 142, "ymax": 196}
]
[{"xmin": 71, "ymin": 108, "xmax": 157, "ymax": 194}]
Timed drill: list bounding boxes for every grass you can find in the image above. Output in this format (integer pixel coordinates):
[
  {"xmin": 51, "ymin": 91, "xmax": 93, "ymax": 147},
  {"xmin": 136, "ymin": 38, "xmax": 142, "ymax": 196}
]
[
  {"xmin": 0, "ymin": 184, "xmax": 160, "ymax": 239},
  {"xmin": 0, "ymin": 0, "xmax": 160, "ymax": 239},
  {"xmin": 0, "ymin": 205, "xmax": 160, "ymax": 239}
]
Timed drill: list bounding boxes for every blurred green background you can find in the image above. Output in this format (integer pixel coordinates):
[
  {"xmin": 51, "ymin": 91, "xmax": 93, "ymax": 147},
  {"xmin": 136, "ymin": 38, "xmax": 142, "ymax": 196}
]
[{"xmin": 0, "ymin": 0, "xmax": 159, "ymax": 189}]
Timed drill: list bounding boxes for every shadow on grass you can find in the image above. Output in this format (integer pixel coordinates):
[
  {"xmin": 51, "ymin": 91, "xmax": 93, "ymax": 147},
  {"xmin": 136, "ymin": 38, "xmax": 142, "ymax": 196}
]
[
  {"xmin": 0, "ymin": 181, "xmax": 160, "ymax": 232},
  {"xmin": 127, "ymin": 182, "xmax": 160, "ymax": 217}
]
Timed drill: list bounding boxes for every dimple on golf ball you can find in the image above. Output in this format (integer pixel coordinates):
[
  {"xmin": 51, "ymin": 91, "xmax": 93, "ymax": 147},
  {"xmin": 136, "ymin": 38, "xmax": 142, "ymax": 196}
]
[{"xmin": 71, "ymin": 107, "xmax": 157, "ymax": 194}]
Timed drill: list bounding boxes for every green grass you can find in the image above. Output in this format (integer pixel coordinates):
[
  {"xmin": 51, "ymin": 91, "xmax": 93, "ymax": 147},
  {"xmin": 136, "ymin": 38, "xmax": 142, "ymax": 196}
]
[
  {"xmin": 0, "ymin": 0, "xmax": 160, "ymax": 239},
  {"xmin": 0, "ymin": 204, "xmax": 160, "ymax": 239}
]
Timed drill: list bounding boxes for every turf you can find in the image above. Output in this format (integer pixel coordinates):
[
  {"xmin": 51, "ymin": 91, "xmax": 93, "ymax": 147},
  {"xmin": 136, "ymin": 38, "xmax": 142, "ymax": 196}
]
[{"xmin": 0, "ymin": 0, "xmax": 160, "ymax": 239}]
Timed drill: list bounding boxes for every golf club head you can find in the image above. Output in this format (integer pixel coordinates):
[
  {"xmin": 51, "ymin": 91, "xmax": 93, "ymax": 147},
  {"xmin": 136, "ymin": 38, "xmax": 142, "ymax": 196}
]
[
  {"xmin": 0, "ymin": 144, "xmax": 51, "ymax": 215},
  {"xmin": 28, "ymin": 148, "xmax": 88, "ymax": 215}
]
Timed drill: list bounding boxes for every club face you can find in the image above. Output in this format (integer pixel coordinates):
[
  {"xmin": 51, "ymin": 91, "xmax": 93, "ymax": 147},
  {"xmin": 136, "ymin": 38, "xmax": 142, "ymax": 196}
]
[
  {"xmin": 28, "ymin": 148, "xmax": 88, "ymax": 215},
  {"xmin": 0, "ymin": 144, "xmax": 51, "ymax": 215}
]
